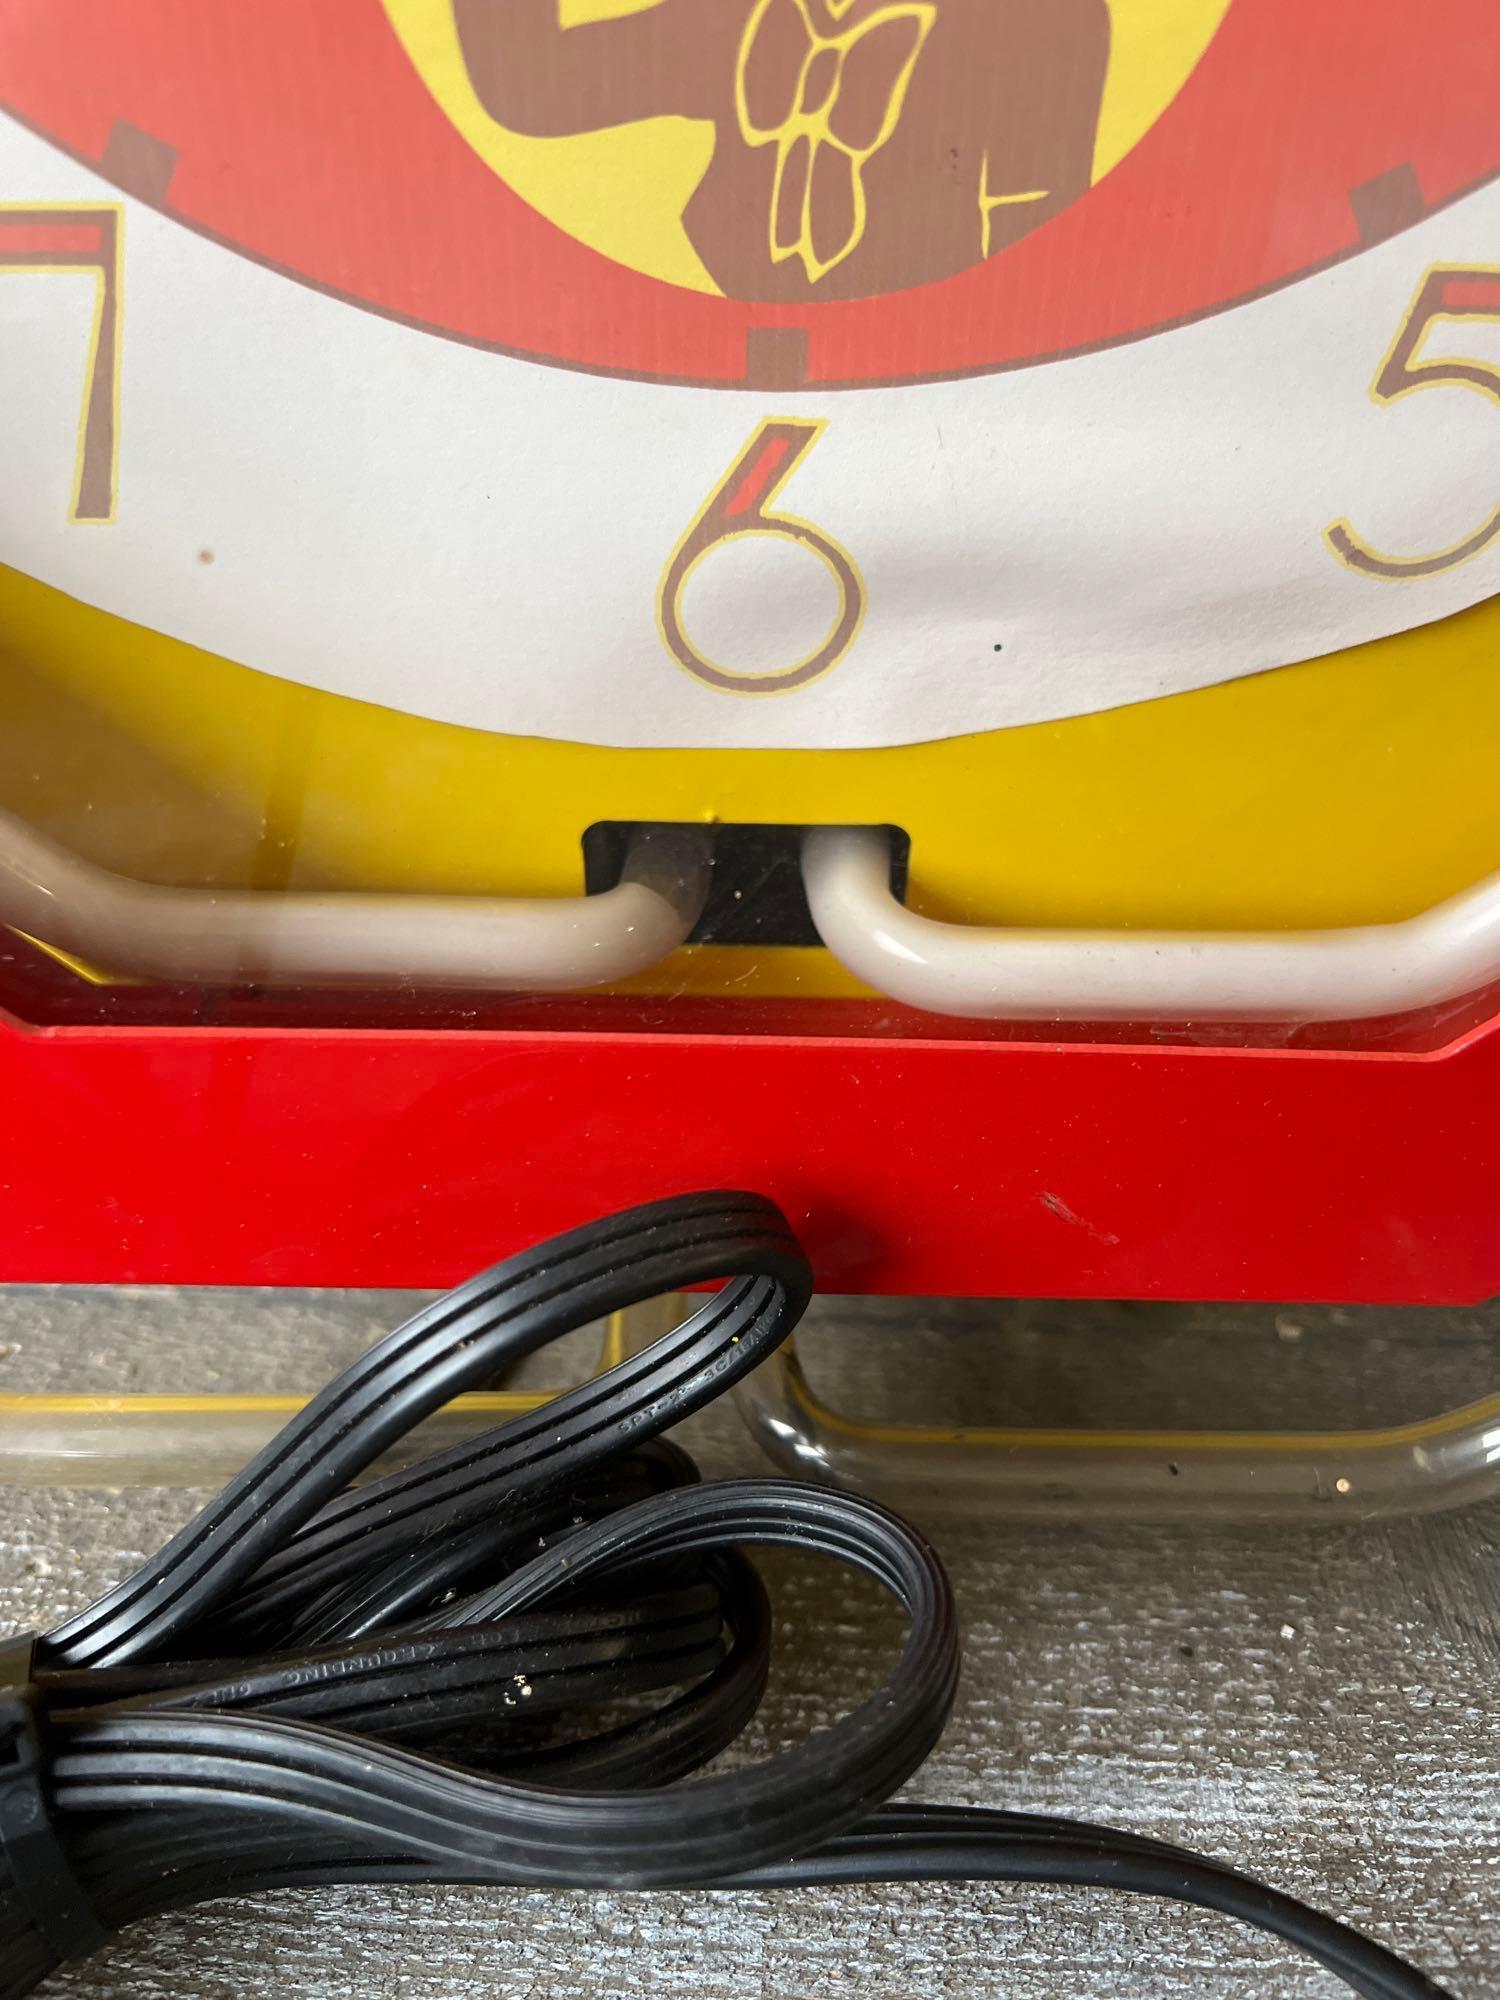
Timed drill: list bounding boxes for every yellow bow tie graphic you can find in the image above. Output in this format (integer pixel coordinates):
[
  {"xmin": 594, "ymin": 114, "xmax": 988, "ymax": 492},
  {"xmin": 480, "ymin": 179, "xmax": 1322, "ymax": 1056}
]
[{"xmin": 735, "ymin": 0, "xmax": 936, "ymax": 285}]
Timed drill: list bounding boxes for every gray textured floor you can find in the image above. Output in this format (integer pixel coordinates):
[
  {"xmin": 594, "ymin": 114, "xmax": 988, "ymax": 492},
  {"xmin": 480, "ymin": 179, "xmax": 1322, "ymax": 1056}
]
[{"xmin": 2, "ymin": 1288, "xmax": 1498, "ymax": 1999}]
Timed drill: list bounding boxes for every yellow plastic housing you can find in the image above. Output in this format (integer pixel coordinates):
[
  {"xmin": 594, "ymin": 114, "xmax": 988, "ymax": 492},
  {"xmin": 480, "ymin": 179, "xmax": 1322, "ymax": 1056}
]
[{"xmin": 3, "ymin": 561, "xmax": 1498, "ymax": 1000}]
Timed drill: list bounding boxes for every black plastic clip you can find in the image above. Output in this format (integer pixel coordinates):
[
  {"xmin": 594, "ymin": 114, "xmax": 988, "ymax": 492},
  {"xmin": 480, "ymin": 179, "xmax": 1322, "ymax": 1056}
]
[{"xmin": 0, "ymin": 1632, "xmax": 109, "ymax": 1963}]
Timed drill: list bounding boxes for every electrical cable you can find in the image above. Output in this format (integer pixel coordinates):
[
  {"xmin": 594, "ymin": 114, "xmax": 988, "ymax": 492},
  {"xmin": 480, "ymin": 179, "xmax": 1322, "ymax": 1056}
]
[{"xmin": 0, "ymin": 1192, "xmax": 1458, "ymax": 1999}]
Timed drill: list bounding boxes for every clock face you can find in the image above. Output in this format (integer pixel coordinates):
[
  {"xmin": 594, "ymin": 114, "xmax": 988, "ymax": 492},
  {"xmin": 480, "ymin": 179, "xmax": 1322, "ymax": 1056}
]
[{"xmin": 2, "ymin": 0, "xmax": 1499, "ymax": 759}]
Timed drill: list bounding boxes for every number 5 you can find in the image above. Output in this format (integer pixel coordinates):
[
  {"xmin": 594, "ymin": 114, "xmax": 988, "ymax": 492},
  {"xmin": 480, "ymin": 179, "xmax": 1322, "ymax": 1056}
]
[{"xmin": 1326, "ymin": 264, "xmax": 1500, "ymax": 580}]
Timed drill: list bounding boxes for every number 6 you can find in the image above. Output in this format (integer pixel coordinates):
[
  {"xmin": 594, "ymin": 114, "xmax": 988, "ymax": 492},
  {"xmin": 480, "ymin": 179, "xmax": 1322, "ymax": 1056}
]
[
  {"xmin": 1326, "ymin": 264, "xmax": 1500, "ymax": 580},
  {"xmin": 657, "ymin": 418, "xmax": 866, "ymax": 695}
]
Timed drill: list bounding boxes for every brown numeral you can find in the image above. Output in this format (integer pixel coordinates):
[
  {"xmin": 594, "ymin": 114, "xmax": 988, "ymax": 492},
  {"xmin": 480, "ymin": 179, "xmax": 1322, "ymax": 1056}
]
[
  {"xmin": 0, "ymin": 204, "xmax": 123, "ymax": 523},
  {"xmin": 657, "ymin": 418, "xmax": 865, "ymax": 694},
  {"xmin": 1326, "ymin": 264, "xmax": 1500, "ymax": 580}
]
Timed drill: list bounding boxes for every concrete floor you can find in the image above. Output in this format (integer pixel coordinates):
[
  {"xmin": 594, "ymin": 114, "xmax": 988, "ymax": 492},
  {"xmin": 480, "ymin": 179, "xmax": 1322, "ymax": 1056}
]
[{"xmin": 1, "ymin": 1287, "xmax": 1497, "ymax": 1998}]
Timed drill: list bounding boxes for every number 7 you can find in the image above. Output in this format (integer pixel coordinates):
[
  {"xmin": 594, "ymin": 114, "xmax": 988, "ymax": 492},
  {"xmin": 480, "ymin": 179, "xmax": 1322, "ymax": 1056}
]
[
  {"xmin": 0, "ymin": 204, "xmax": 122, "ymax": 523},
  {"xmin": 1326, "ymin": 264, "xmax": 1500, "ymax": 581}
]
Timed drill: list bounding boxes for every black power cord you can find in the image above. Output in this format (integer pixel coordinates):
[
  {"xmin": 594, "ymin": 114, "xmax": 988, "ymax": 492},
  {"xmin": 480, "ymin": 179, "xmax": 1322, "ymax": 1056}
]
[{"xmin": 0, "ymin": 1192, "xmax": 1457, "ymax": 1999}]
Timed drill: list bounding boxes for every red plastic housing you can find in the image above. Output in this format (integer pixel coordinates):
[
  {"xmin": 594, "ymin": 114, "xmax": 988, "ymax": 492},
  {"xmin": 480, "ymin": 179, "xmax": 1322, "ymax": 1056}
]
[{"xmin": 4, "ymin": 965, "xmax": 1498, "ymax": 1299}]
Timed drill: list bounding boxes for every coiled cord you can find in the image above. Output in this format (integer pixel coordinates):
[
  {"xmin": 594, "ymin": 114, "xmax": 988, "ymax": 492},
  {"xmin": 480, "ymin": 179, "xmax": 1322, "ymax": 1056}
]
[{"xmin": 0, "ymin": 1193, "xmax": 1456, "ymax": 1999}]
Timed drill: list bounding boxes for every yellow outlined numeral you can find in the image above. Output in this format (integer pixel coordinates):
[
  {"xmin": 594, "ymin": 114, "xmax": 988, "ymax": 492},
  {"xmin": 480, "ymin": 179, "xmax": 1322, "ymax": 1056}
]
[
  {"xmin": 0, "ymin": 203, "xmax": 123, "ymax": 523},
  {"xmin": 1327, "ymin": 263, "xmax": 1500, "ymax": 581},
  {"xmin": 657, "ymin": 418, "xmax": 866, "ymax": 696}
]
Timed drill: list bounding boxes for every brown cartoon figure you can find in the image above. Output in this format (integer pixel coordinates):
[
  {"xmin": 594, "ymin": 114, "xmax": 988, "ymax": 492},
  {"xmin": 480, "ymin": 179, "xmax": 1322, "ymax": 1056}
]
[{"xmin": 453, "ymin": 0, "xmax": 1112, "ymax": 302}]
